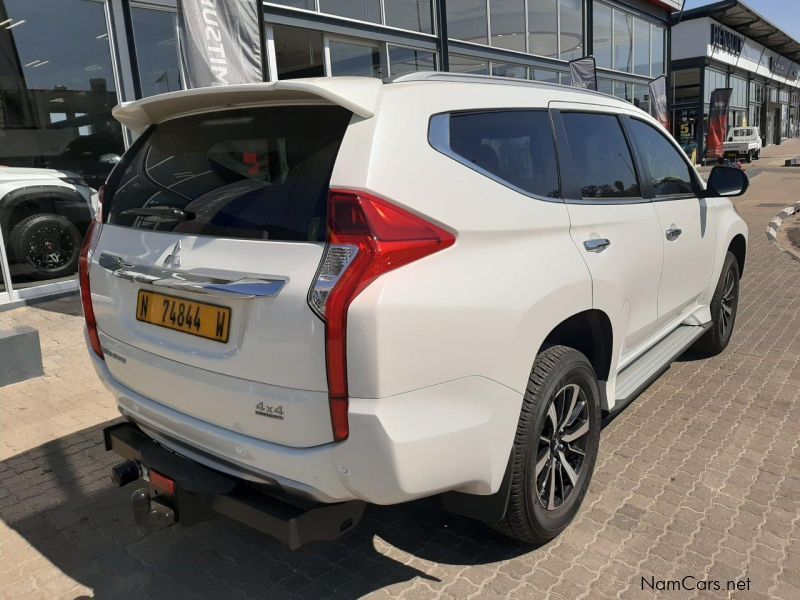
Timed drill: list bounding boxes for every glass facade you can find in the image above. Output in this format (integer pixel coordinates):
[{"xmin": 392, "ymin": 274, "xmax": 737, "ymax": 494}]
[
  {"xmin": 0, "ymin": 0, "xmax": 679, "ymax": 305},
  {"xmin": 0, "ymin": 0, "xmax": 122, "ymax": 296}
]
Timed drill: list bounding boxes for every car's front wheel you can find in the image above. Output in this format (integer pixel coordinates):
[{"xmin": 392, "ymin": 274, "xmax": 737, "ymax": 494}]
[
  {"xmin": 695, "ymin": 251, "xmax": 740, "ymax": 355},
  {"xmin": 492, "ymin": 345, "xmax": 601, "ymax": 544}
]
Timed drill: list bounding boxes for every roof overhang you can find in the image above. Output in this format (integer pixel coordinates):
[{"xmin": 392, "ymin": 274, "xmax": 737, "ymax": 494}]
[
  {"xmin": 644, "ymin": 0, "xmax": 684, "ymax": 12},
  {"xmin": 675, "ymin": 0, "xmax": 800, "ymax": 63}
]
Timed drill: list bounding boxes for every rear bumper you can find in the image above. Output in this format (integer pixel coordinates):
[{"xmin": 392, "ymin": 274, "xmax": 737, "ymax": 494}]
[
  {"xmin": 89, "ymin": 340, "xmax": 521, "ymax": 505},
  {"xmin": 104, "ymin": 421, "xmax": 365, "ymax": 548}
]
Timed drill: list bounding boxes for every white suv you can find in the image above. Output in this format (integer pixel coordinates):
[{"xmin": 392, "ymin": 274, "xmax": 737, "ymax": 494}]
[{"xmin": 82, "ymin": 74, "xmax": 748, "ymax": 547}]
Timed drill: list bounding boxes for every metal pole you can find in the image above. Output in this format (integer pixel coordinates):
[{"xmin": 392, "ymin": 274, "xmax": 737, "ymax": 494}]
[{"xmin": 435, "ymin": 0, "xmax": 449, "ymax": 71}]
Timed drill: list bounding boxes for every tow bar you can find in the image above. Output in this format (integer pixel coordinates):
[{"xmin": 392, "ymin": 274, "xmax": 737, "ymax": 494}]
[{"xmin": 103, "ymin": 422, "xmax": 366, "ymax": 549}]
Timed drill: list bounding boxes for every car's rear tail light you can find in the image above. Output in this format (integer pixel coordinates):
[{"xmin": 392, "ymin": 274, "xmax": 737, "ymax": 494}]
[
  {"xmin": 310, "ymin": 190, "xmax": 455, "ymax": 441},
  {"xmin": 80, "ymin": 220, "xmax": 103, "ymax": 359}
]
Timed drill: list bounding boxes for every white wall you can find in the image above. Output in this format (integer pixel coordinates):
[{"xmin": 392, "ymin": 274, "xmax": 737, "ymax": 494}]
[{"xmin": 671, "ymin": 17, "xmax": 800, "ymax": 90}]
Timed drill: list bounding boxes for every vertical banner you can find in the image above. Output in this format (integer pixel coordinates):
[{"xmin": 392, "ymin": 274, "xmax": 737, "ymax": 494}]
[
  {"xmin": 569, "ymin": 56, "xmax": 598, "ymax": 91},
  {"xmin": 648, "ymin": 75, "xmax": 669, "ymax": 129},
  {"xmin": 705, "ymin": 88, "xmax": 732, "ymax": 161},
  {"xmin": 177, "ymin": 0, "xmax": 263, "ymax": 89}
]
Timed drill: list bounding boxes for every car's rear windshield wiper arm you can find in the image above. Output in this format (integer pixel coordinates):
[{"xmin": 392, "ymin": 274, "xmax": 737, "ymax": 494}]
[{"xmin": 121, "ymin": 206, "xmax": 194, "ymax": 221}]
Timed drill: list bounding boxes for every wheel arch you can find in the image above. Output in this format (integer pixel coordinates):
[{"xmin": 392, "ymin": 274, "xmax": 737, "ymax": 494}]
[
  {"xmin": 541, "ymin": 309, "xmax": 613, "ymax": 382},
  {"xmin": 728, "ymin": 234, "xmax": 746, "ymax": 277},
  {"xmin": 0, "ymin": 185, "xmax": 91, "ymax": 236}
]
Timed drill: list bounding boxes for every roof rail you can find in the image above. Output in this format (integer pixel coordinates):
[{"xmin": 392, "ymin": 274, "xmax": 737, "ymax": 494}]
[{"xmin": 386, "ymin": 70, "xmax": 622, "ymax": 103}]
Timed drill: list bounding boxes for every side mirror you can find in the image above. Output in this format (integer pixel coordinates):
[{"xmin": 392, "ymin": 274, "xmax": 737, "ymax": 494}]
[{"xmin": 705, "ymin": 165, "xmax": 749, "ymax": 198}]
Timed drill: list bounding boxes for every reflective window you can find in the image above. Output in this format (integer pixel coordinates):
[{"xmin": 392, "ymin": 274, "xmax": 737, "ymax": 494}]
[
  {"xmin": 532, "ymin": 68, "xmax": 559, "ymax": 84},
  {"xmin": 598, "ymin": 78, "xmax": 613, "ymax": 95},
  {"xmin": 270, "ymin": 1, "xmax": 315, "ymax": 8},
  {"xmin": 613, "ymin": 9, "xmax": 632, "ymax": 72},
  {"xmin": 673, "ymin": 68, "xmax": 700, "ymax": 105},
  {"xmin": 593, "ymin": 2, "xmax": 612, "ymax": 69},
  {"xmin": 448, "ymin": 55, "xmax": 489, "ymax": 75},
  {"xmin": 628, "ymin": 119, "xmax": 694, "ymax": 197},
  {"xmin": 329, "ymin": 40, "xmax": 384, "ymax": 78},
  {"xmin": 492, "ymin": 63, "xmax": 527, "ymax": 78},
  {"xmin": 436, "ymin": 110, "xmax": 560, "ymax": 198},
  {"xmin": 651, "ymin": 25, "xmax": 664, "ymax": 76},
  {"xmin": 561, "ymin": 113, "xmax": 640, "ymax": 199},
  {"xmin": 384, "ymin": 0, "xmax": 433, "ymax": 33},
  {"xmin": 447, "ymin": 0, "xmax": 488, "ymax": 45},
  {"xmin": 388, "ymin": 46, "xmax": 435, "ymax": 76},
  {"xmin": 560, "ymin": 0, "xmax": 583, "ymax": 60},
  {"xmin": 490, "ymin": 0, "xmax": 525, "ymax": 52},
  {"xmin": 528, "ymin": 0, "xmax": 558, "ymax": 58},
  {"xmin": 131, "ymin": 6, "xmax": 182, "ymax": 97},
  {"xmin": 633, "ymin": 17, "xmax": 650, "ymax": 76},
  {"xmin": 614, "ymin": 81, "xmax": 632, "ymax": 102},
  {"xmin": 319, "ymin": 0, "xmax": 381, "ymax": 24},
  {"xmin": 105, "ymin": 106, "xmax": 352, "ymax": 242},
  {"xmin": 272, "ymin": 25, "xmax": 324, "ymax": 79},
  {"xmin": 730, "ymin": 75, "xmax": 747, "ymax": 108},
  {"xmin": 704, "ymin": 68, "xmax": 727, "ymax": 103},
  {"xmin": 0, "ymin": 0, "xmax": 121, "ymax": 288},
  {"xmin": 632, "ymin": 84, "xmax": 650, "ymax": 113}
]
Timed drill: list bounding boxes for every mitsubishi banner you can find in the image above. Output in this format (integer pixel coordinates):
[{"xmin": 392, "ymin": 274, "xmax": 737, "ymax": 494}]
[{"xmin": 177, "ymin": 0, "xmax": 263, "ymax": 89}]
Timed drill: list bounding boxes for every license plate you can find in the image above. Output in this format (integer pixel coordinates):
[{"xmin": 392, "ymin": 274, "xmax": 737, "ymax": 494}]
[{"xmin": 136, "ymin": 290, "xmax": 231, "ymax": 343}]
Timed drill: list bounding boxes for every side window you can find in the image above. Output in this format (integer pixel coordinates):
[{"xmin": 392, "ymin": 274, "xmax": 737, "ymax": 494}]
[
  {"xmin": 560, "ymin": 112, "xmax": 640, "ymax": 199},
  {"xmin": 432, "ymin": 110, "xmax": 560, "ymax": 198},
  {"xmin": 628, "ymin": 119, "xmax": 695, "ymax": 197}
]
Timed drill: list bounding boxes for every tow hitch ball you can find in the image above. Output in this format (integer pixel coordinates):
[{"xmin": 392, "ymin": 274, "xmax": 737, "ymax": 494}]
[{"xmin": 111, "ymin": 459, "xmax": 176, "ymax": 528}]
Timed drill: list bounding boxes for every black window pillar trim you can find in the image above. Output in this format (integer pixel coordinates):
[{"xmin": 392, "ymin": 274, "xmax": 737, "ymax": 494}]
[
  {"xmin": 619, "ymin": 114, "xmax": 654, "ymax": 199},
  {"xmin": 120, "ymin": 0, "xmax": 142, "ymax": 100},
  {"xmin": 435, "ymin": 0, "xmax": 449, "ymax": 71},
  {"xmin": 548, "ymin": 109, "xmax": 583, "ymax": 201}
]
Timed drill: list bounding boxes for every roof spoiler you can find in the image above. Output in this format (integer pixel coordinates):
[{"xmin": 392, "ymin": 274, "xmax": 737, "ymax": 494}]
[{"xmin": 112, "ymin": 77, "xmax": 383, "ymax": 134}]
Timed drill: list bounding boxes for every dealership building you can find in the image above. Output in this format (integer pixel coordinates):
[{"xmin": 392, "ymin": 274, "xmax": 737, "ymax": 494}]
[
  {"xmin": 0, "ymin": 0, "xmax": 681, "ymax": 305},
  {"xmin": 671, "ymin": 0, "xmax": 800, "ymax": 160}
]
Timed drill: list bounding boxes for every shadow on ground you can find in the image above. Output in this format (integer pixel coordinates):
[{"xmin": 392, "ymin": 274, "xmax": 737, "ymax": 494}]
[{"xmin": 1, "ymin": 420, "xmax": 536, "ymax": 600}]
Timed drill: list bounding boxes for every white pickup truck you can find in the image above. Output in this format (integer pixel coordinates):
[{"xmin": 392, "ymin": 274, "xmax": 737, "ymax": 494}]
[{"xmin": 724, "ymin": 127, "xmax": 762, "ymax": 162}]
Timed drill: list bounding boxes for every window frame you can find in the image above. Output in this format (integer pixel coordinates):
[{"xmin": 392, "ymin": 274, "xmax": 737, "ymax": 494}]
[
  {"xmin": 427, "ymin": 108, "xmax": 563, "ymax": 203},
  {"xmin": 550, "ymin": 108, "xmax": 647, "ymax": 204},
  {"xmin": 621, "ymin": 116, "xmax": 704, "ymax": 201}
]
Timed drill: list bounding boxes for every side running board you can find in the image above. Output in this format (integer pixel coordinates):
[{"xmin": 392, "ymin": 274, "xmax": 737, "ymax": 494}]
[{"xmin": 613, "ymin": 324, "xmax": 709, "ymax": 413}]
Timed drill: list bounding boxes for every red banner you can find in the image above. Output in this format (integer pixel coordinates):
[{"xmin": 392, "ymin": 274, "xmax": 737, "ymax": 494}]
[{"xmin": 705, "ymin": 88, "xmax": 732, "ymax": 161}]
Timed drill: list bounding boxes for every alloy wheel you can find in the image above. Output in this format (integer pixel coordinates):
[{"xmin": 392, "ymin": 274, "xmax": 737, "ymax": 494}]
[
  {"xmin": 720, "ymin": 269, "xmax": 736, "ymax": 339},
  {"xmin": 26, "ymin": 223, "xmax": 75, "ymax": 271},
  {"xmin": 535, "ymin": 383, "xmax": 590, "ymax": 511}
]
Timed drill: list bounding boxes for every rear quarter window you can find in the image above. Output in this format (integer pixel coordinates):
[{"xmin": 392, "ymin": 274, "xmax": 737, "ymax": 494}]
[
  {"xmin": 429, "ymin": 110, "xmax": 560, "ymax": 199},
  {"xmin": 104, "ymin": 105, "xmax": 352, "ymax": 242}
]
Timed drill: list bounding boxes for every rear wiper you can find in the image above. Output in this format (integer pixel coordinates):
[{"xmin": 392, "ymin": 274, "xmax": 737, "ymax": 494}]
[{"xmin": 121, "ymin": 206, "xmax": 194, "ymax": 221}]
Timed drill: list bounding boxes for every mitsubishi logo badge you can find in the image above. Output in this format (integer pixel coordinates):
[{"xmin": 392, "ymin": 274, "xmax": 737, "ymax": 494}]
[{"xmin": 163, "ymin": 241, "xmax": 181, "ymax": 267}]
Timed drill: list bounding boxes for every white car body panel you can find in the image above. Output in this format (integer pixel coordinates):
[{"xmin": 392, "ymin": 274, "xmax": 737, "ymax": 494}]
[{"xmin": 87, "ymin": 75, "xmax": 749, "ymax": 504}]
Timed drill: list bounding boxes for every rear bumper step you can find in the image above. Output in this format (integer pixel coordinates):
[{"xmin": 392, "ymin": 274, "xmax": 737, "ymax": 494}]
[{"xmin": 103, "ymin": 422, "xmax": 366, "ymax": 549}]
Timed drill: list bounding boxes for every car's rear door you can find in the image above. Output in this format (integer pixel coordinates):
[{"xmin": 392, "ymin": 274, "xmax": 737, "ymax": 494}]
[
  {"xmin": 550, "ymin": 106, "xmax": 663, "ymax": 361},
  {"xmin": 90, "ymin": 104, "xmax": 353, "ymax": 448}
]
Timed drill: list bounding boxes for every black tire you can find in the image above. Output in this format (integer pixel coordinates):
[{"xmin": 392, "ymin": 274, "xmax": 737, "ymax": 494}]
[
  {"xmin": 8, "ymin": 214, "xmax": 82, "ymax": 280},
  {"xmin": 754, "ymin": 150, "xmax": 761, "ymax": 160},
  {"xmin": 492, "ymin": 345, "xmax": 601, "ymax": 544},
  {"xmin": 745, "ymin": 151, "xmax": 753, "ymax": 163},
  {"xmin": 694, "ymin": 251, "xmax": 740, "ymax": 355}
]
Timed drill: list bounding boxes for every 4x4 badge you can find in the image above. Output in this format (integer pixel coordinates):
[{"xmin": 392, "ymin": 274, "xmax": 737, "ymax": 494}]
[{"xmin": 163, "ymin": 241, "xmax": 181, "ymax": 267}]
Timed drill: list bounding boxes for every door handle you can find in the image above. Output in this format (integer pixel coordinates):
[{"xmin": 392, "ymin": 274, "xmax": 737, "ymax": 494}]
[
  {"xmin": 665, "ymin": 227, "xmax": 683, "ymax": 241},
  {"xmin": 583, "ymin": 238, "xmax": 611, "ymax": 253}
]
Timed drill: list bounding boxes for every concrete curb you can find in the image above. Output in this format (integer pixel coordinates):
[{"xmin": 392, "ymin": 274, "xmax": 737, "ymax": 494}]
[{"xmin": 765, "ymin": 201, "xmax": 800, "ymax": 262}]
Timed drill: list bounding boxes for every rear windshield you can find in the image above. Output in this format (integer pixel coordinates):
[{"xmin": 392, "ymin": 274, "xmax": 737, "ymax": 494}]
[{"xmin": 104, "ymin": 106, "xmax": 352, "ymax": 242}]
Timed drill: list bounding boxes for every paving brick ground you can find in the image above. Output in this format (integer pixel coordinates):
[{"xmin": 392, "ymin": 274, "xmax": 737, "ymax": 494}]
[{"xmin": 1, "ymin": 141, "xmax": 799, "ymax": 599}]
